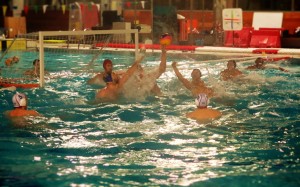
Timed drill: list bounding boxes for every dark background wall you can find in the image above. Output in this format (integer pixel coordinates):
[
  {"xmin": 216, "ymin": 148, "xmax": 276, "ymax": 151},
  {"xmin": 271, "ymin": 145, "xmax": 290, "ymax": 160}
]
[{"xmin": 24, "ymin": 10, "xmax": 69, "ymax": 32}]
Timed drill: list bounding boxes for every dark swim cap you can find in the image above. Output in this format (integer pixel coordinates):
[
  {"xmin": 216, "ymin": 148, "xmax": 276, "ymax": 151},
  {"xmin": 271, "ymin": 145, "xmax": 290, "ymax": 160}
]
[{"xmin": 103, "ymin": 59, "xmax": 112, "ymax": 69}]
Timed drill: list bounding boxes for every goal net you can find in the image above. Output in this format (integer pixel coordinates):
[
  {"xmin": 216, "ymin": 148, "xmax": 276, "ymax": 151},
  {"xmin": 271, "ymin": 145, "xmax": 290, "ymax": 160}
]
[{"xmin": 0, "ymin": 29, "xmax": 139, "ymax": 88}]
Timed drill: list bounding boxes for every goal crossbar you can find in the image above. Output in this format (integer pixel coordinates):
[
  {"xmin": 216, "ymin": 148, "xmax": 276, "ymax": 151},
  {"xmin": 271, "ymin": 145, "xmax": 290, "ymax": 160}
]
[{"xmin": 38, "ymin": 29, "xmax": 139, "ymax": 87}]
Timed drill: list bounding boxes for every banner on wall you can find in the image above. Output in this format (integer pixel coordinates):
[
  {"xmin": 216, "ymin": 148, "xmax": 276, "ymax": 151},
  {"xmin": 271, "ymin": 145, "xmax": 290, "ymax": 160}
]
[
  {"xmin": 122, "ymin": 1, "xmax": 148, "ymax": 9},
  {"xmin": 43, "ymin": 4, "xmax": 48, "ymax": 14},
  {"xmin": 96, "ymin": 4, "xmax": 100, "ymax": 12},
  {"xmin": 69, "ymin": 2, "xmax": 99, "ymax": 30},
  {"xmin": 62, "ymin": 4, "xmax": 66, "ymax": 14},
  {"xmin": 111, "ymin": 1, "xmax": 117, "ymax": 10},
  {"xmin": 2, "ymin": 6, "xmax": 7, "ymax": 16},
  {"xmin": 12, "ymin": 0, "xmax": 24, "ymax": 17},
  {"xmin": 141, "ymin": 1, "xmax": 145, "ymax": 9},
  {"xmin": 24, "ymin": 5, "xmax": 29, "ymax": 15},
  {"xmin": 34, "ymin": 5, "xmax": 38, "ymax": 13},
  {"xmin": 126, "ymin": 2, "xmax": 131, "ymax": 8}
]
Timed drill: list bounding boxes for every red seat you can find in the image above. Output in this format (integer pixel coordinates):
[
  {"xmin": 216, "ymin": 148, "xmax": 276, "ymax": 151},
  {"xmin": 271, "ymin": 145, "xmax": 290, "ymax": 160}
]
[
  {"xmin": 250, "ymin": 30, "xmax": 281, "ymax": 48},
  {"xmin": 224, "ymin": 27, "xmax": 253, "ymax": 47}
]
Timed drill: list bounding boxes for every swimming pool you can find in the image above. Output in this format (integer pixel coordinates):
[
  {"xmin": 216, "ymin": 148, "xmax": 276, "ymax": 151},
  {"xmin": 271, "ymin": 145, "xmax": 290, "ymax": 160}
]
[{"xmin": 0, "ymin": 50, "xmax": 299, "ymax": 186}]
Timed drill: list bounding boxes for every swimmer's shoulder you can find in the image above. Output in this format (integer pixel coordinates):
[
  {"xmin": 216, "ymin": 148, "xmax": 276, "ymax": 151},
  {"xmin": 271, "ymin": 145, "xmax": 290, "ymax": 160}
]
[
  {"xmin": 235, "ymin": 69, "xmax": 243, "ymax": 75},
  {"xmin": 6, "ymin": 109, "xmax": 40, "ymax": 117},
  {"xmin": 26, "ymin": 110, "xmax": 40, "ymax": 116},
  {"xmin": 207, "ymin": 108, "xmax": 222, "ymax": 118},
  {"xmin": 111, "ymin": 72, "xmax": 120, "ymax": 80},
  {"xmin": 220, "ymin": 70, "xmax": 230, "ymax": 80},
  {"xmin": 186, "ymin": 108, "xmax": 221, "ymax": 120},
  {"xmin": 201, "ymin": 108, "xmax": 221, "ymax": 118},
  {"xmin": 220, "ymin": 69, "xmax": 228, "ymax": 74},
  {"xmin": 88, "ymin": 73, "xmax": 105, "ymax": 85},
  {"xmin": 246, "ymin": 65, "xmax": 256, "ymax": 70}
]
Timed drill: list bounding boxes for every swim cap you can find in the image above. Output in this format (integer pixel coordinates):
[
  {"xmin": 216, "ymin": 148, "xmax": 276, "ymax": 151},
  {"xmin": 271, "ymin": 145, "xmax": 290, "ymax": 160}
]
[
  {"xmin": 103, "ymin": 59, "xmax": 112, "ymax": 69},
  {"xmin": 195, "ymin": 93, "xmax": 208, "ymax": 108},
  {"xmin": 12, "ymin": 92, "xmax": 27, "ymax": 108},
  {"xmin": 5, "ymin": 58, "xmax": 13, "ymax": 66}
]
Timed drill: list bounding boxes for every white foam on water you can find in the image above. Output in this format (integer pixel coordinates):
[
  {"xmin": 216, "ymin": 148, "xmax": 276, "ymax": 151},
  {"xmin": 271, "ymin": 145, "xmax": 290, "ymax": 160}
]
[{"xmin": 122, "ymin": 67, "xmax": 159, "ymax": 101}]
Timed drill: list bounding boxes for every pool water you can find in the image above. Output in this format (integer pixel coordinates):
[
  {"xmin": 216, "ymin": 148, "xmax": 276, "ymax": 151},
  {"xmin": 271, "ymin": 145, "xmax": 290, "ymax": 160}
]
[{"xmin": 0, "ymin": 50, "xmax": 299, "ymax": 186}]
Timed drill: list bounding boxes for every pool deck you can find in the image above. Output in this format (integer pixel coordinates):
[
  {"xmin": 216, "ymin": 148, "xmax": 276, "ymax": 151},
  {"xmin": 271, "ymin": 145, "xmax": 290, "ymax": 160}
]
[
  {"xmin": 105, "ymin": 45, "xmax": 300, "ymax": 58},
  {"xmin": 194, "ymin": 46, "xmax": 300, "ymax": 57},
  {"xmin": 45, "ymin": 42, "xmax": 300, "ymax": 59}
]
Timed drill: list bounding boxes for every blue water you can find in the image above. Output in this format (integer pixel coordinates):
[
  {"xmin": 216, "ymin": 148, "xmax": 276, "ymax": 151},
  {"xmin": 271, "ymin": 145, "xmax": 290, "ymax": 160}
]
[{"xmin": 0, "ymin": 50, "xmax": 299, "ymax": 186}]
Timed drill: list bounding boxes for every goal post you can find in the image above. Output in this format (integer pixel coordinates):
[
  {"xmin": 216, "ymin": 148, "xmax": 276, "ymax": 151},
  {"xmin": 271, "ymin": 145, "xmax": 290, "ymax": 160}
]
[
  {"xmin": 38, "ymin": 29, "xmax": 139, "ymax": 87},
  {"xmin": 0, "ymin": 29, "xmax": 139, "ymax": 88}
]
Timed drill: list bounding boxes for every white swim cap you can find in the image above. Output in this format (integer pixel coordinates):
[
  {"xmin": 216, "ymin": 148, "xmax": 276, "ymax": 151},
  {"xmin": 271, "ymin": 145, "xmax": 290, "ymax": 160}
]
[
  {"xmin": 195, "ymin": 93, "xmax": 208, "ymax": 108},
  {"xmin": 12, "ymin": 92, "xmax": 27, "ymax": 108}
]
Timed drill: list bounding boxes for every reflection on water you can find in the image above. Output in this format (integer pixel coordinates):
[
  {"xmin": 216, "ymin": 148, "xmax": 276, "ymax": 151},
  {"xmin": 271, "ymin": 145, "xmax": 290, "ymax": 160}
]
[{"xmin": 0, "ymin": 52, "xmax": 299, "ymax": 186}]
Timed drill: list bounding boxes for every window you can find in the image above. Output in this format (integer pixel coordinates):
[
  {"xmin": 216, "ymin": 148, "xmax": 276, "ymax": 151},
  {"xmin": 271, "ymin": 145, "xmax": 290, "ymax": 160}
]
[
  {"xmin": 295, "ymin": 0, "xmax": 300, "ymax": 10},
  {"xmin": 153, "ymin": 0, "xmax": 170, "ymax": 7},
  {"xmin": 237, "ymin": 0, "xmax": 292, "ymax": 11},
  {"xmin": 171, "ymin": 0, "xmax": 190, "ymax": 10},
  {"xmin": 123, "ymin": 0, "xmax": 151, "ymax": 10},
  {"xmin": 193, "ymin": 0, "xmax": 213, "ymax": 10}
]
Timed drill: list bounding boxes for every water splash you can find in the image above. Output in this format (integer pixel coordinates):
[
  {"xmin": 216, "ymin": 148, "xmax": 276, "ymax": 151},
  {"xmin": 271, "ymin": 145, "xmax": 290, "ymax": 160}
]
[{"xmin": 122, "ymin": 67, "xmax": 160, "ymax": 101}]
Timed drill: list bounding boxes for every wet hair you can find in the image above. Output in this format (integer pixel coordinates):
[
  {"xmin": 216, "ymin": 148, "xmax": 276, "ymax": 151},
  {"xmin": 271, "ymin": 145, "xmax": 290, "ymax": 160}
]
[
  {"xmin": 33, "ymin": 59, "xmax": 39, "ymax": 66},
  {"xmin": 228, "ymin": 60, "xmax": 237, "ymax": 68},
  {"xmin": 12, "ymin": 56, "xmax": 19, "ymax": 63},
  {"xmin": 255, "ymin": 57, "xmax": 264, "ymax": 64},
  {"xmin": 192, "ymin": 69, "xmax": 201, "ymax": 77}
]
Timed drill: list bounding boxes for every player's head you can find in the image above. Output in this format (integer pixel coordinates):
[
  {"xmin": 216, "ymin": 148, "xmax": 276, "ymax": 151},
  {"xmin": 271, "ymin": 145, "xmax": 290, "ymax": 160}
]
[
  {"xmin": 33, "ymin": 59, "xmax": 40, "ymax": 68},
  {"xmin": 12, "ymin": 56, "xmax": 19, "ymax": 63},
  {"xmin": 103, "ymin": 59, "xmax": 113, "ymax": 73},
  {"xmin": 227, "ymin": 60, "xmax": 237, "ymax": 70},
  {"xmin": 195, "ymin": 93, "xmax": 208, "ymax": 109},
  {"xmin": 191, "ymin": 69, "xmax": 202, "ymax": 79},
  {"xmin": 255, "ymin": 57, "xmax": 264, "ymax": 68}
]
